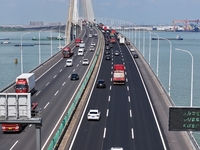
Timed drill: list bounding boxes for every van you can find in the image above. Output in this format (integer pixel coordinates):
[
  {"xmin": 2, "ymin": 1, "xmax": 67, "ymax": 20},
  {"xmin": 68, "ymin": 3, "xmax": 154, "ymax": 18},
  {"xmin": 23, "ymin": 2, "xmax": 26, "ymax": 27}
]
[
  {"xmin": 78, "ymin": 48, "xmax": 84, "ymax": 56},
  {"xmin": 66, "ymin": 59, "xmax": 73, "ymax": 67}
]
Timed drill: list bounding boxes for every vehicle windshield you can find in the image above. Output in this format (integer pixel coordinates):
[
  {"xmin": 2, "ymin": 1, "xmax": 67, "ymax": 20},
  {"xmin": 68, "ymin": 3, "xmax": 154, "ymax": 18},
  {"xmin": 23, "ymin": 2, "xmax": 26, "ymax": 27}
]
[
  {"xmin": 15, "ymin": 84, "xmax": 27, "ymax": 89},
  {"xmin": 90, "ymin": 112, "xmax": 98, "ymax": 114}
]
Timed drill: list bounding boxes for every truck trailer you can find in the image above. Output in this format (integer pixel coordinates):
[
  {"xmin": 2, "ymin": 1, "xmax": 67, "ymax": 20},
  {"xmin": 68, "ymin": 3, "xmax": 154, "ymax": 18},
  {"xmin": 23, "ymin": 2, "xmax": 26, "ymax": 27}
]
[
  {"xmin": 14, "ymin": 73, "xmax": 36, "ymax": 93},
  {"xmin": 113, "ymin": 64, "xmax": 125, "ymax": 84}
]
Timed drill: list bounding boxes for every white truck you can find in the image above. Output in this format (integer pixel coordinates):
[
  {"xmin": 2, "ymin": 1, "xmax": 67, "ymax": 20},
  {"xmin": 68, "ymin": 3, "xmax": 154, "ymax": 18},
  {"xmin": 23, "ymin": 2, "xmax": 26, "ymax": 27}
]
[
  {"xmin": 119, "ymin": 36, "xmax": 125, "ymax": 44},
  {"xmin": 79, "ymin": 43, "xmax": 85, "ymax": 51},
  {"xmin": 15, "ymin": 73, "xmax": 36, "ymax": 93}
]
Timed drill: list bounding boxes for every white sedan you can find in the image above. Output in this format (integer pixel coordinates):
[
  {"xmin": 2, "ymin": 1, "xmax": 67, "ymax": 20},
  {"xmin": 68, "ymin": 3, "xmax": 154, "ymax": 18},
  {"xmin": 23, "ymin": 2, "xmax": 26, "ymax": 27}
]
[
  {"xmin": 87, "ymin": 109, "xmax": 101, "ymax": 120},
  {"xmin": 82, "ymin": 59, "xmax": 89, "ymax": 65},
  {"xmin": 91, "ymin": 42, "xmax": 96, "ymax": 46}
]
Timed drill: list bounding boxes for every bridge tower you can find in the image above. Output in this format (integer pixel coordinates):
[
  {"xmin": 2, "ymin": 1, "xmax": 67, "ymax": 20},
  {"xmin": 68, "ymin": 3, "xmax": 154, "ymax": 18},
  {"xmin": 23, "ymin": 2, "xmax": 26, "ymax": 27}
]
[{"xmin": 65, "ymin": 0, "xmax": 95, "ymax": 45}]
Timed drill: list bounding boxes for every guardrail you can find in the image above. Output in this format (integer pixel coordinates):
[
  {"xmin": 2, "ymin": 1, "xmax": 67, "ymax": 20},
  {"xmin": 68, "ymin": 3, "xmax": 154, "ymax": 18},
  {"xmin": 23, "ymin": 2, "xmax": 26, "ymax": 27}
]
[{"xmin": 47, "ymin": 28, "xmax": 104, "ymax": 150}]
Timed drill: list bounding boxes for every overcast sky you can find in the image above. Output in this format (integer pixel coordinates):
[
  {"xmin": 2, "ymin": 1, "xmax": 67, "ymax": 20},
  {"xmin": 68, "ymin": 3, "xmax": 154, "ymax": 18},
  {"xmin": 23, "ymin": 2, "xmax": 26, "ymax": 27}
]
[{"xmin": 1, "ymin": 0, "xmax": 200, "ymax": 25}]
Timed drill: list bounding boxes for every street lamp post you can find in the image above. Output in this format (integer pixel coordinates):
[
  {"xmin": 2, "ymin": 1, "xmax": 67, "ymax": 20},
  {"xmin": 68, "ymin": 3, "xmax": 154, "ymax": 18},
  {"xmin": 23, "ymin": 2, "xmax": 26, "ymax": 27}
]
[
  {"xmin": 151, "ymin": 32, "xmax": 160, "ymax": 77},
  {"xmin": 20, "ymin": 32, "xmax": 30, "ymax": 74},
  {"xmin": 39, "ymin": 29, "xmax": 47, "ymax": 64},
  {"xmin": 148, "ymin": 30, "xmax": 152, "ymax": 65},
  {"xmin": 175, "ymin": 48, "xmax": 194, "ymax": 107},
  {"xmin": 58, "ymin": 25, "xmax": 62, "ymax": 49},
  {"xmin": 142, "ymin": 29, "xmax": 145, "ymax": 57},
  {"xmin": 160, "ymin": 37, "xmax": 172, "ymax": 96},
  {"xmin": 51, "ymin": 26, "xmax": 57, "ymax": 56}
]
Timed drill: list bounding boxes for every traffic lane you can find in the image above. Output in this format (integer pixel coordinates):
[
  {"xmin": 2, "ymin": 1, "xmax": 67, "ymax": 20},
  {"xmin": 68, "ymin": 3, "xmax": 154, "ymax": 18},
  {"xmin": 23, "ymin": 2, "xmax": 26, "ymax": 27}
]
[
  {"xmin": 102, "ymin": 85, "xmax": 135, "ymax": 150},
  {"xmin": 121, "ymin": 45, "xmax": 165, "ymax": 150}
]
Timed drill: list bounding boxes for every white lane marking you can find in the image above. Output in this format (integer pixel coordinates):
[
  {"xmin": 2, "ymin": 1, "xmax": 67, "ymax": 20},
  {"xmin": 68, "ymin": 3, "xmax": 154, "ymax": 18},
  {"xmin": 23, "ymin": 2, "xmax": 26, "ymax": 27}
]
[
  {"xmin": 35, "ymin": 91, "xmax": 41, "ymax": 96},
  {"xmin": 111, "ymin": 71, "xmax": 113, "ymax": 75},
  {"xmin": 73, "ymin": 69, "xmax": 75, "ymax": 72},
  {"xmin": 59, "ymin": 69, "xmax": 62, "ymax": 72},
  {"xmin": 128, "ymin": 96, "xmax": 131, "ymax": 102},
  {"xmin": 110, "ymin": 78, "xmax": 112, "ymax": 82},
  {"xmin": 108, "ymin": 96, "xmax": 110, "ymax": 102},
  {"xmin": 46, "ymin": 82, "xmax": 50, "ymax": 86},
  {"xmin": 54, "ymin": 91, "xmax": 59, "ymax": 96},
  {"xmin": 110, "ymin": 86, "xmax": 112, "ymax": 90},
  {"xmin": 10, "ymin": 141, "xmax": 18, "ymax": 150},
  {"xmin": 126, "ymin": 78, "xmax": 128, "ymax": 82},
  {"xmin": 130, "ymin": 109, "xmax": 132, "ymax": 117},
  {"xmin": 53, "ymin": 75, "xmax": 57, "ymax": 78},
  {"xmin": 131, "ymin": 128, "xmax": 134, "ymax": 139},
  {"xmin": 125, "ymin": 72, "xmax": 127, "ymax": 75},
  {"xmin": 62, "ymin": 82, "xmax": 66, "ymax": 86},
  {"xmin": 106, "ymin": 109, "xmax": 109, "ymax": 117},
  {"xmin": 68, "ymin": 75, "xmax": 71, "ymax": 78},
  {"xmin": 77, "ymin": 64, "xmax": 79, "ymax": 67},
  {"xmin": 29, "ymin": 124, "xmax": 32, "ymax": 127},
  {"xmin": 127, "ymin": 86, "xmax": 129, "ymax": 91},
  {"xmin": 123, "ymin": 62, "xmax": 125, "ymax": 65},
  {"xmin": 44, "ymin": 102, "xmax": 50, "ymax": 109},
  {"xmin": 103, "ymin": 128, "xmax": 107, "ymax": 138}
]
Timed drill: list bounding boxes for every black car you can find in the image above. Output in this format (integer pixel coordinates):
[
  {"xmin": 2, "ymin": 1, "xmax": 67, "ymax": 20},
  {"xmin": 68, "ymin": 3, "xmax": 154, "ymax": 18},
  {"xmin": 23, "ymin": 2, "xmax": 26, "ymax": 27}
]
[
  {"xmin": 70, "ymin": 73, "xmax": 79, "ymax": 80},
  {"xmin": 105, "ymin": 55, "xmax": 111, "ymax": 60},
  {"xmin": 105, "ymin": 45, "xmax": 110, "ymax": 50},
  {"xmin": 96, "ymin": 79, "xmax": 106, "ymax": 88},
  {"xmin": 133, "ymin": 54, "xmax": 138, "ymax": 58},
  {"xmin": 105, "ymin": 51, "xmax": 110, "ymax": 55}
]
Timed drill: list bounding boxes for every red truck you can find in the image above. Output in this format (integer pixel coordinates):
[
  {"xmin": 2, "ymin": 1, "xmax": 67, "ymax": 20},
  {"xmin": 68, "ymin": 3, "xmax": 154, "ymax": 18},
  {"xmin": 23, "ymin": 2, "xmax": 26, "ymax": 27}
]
[
  {"xmin": 14, "ymin": 73, "xmax": 36, "ymax": 94},
  {"xmin": 2, "ymin": 73, "xmax": 38, "ymax": 133},
  {"xmin": 75, "ymin": 38, "xmax": 81, "ymax": 47},
  {"xmin": 2, "ymin": 103, "xmax": 38, "ymax": 133},
  {"xmin": 62, "ymin": 46, "xmax": 74, "ymax": 58},
  {"xmin": 113, "ymin": 64, "xmax": 125, "ymax": 84}
]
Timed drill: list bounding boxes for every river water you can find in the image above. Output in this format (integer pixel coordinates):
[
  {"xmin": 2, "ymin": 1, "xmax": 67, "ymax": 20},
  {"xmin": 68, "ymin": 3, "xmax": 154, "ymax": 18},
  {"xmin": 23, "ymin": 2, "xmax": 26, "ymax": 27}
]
[{"xmin": 1, "ymin": 30, "xmax": 200, "ymax": 145}]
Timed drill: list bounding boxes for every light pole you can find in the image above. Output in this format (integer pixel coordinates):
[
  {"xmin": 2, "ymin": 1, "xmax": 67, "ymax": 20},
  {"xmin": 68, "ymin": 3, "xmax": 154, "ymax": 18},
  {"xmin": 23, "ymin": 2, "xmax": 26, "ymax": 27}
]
[
  {"xmin": 51, "ymin": 26, "xmax": 57, "ymax": 56},
  {"xmin": 175, "ymin": 48, "xmax": 194, "ymax": 107},
  {"xmin": 20, "ymin": 32, "xmax": 30, "ymax": 74},
  {"xmin": 39, "ymin": 29, "xmax": 47, "ymax": 64},
  {"xmin": 142, "ymin": 29, "xmax": 145, "ymax": 57},
  {"xmin": 58, "ymin": 25, "xmax": 62, "ymax": 49},
  {"xmin": 151, "ymin": 32, "xmax": 160, "ymax": 77},
  {"xmin": 148, "ymin": 30, "xmax": 152, "ymax": 65},
  {"xmin": 160, "ymin": 37, "xmax": 172, "ymax": 96}
]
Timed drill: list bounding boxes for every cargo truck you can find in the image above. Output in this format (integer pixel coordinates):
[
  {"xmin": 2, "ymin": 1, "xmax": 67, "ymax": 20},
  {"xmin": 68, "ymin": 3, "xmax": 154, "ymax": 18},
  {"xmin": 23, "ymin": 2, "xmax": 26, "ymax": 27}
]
[
  {"xmin": 14, "ymin": 73, "xmax": 36, "ymax": 94},
  {"xmin": 119, "ymin": 36, "xmax": 125, "ymax": 44},
  {"xmin": 113, "ymin": 64, "xmax": 125, "ymax": 84},
  {"xmin": 75, "ymin": 38, "xmax": 81, "ymax": 46},
  {"xmin": 62, "ymin": 46, "xmax": 74, "ymax": 58},
  {"xmin": 2, "ymin": 103, "xmax": 38, "ymax": 133}
]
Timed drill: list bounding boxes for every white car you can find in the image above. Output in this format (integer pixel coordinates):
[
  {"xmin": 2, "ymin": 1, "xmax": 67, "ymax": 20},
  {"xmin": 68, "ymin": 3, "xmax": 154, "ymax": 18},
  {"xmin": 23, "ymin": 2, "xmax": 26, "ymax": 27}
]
[
  {"xmin": 89, "ymin": 34, "xmax": 92, "ymax": 38},
  {"xmin": 66, "ymin": 59, "xmax": 73, "ymax": 67},
  {"xmin": 130, "ymin": 48, "xmax": 135, "ymax": 52},
  {"xmin": 82, "ymin": 59, "xmax": 89, "ymax": 65},
  {"xmin": 87, "ymin": 109, "xmax": 101, "ymax": 120},
  {"xmin": 91, "ymin": 42, "xmax": 96, "ymax": 46},
  {"xmin": 111, "ymin": 147, "xmax": 123, "ymax": 150},
  {"xmin": 89, "ymin": 46, "xmax": 95, "ymax": 51}
]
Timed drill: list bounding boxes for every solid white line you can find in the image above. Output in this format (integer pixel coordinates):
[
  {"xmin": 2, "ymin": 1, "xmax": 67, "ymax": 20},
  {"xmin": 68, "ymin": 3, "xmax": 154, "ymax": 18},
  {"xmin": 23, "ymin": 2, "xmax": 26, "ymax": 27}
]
[
  {"xmin": 54, "ymin": 91, "xmax": 59, "ymax": 96},
  {"xmin": 35, "ymin": 91, "xmax": 41, "ymax": 96},
  {"xmin": 62, "ymin": 82, "xmax": 66, "ymax": 86},
  {"xmin": 108, "ymin": 96, "xmax": 111, "ymax": 102},
  {"xmin": 10, "ymin": 141, "xmax": 18, "ymax": 150},
  {"xmin": 131, "ymin": 128, "xmax": 134, "ymax": 139},
  {"xmin": 53, "ymin": 75, "xmax": 57, "ymax": 78},
  {"xmin": 128, "ymin": 96, "xmax": 131, "ymax": 102},
  {"xmin": 130, "ymin": 109, "xmax": 132, "ymax": 117},
  {"xmin": 46, "ymin": 82, "xmax": 50, "ymax": 86},
  {"xmin": 103, "ymin": 128, "xmax": 107, "ymax": 138},
  {"xmin": 127, "ymin": 86, "xmax": 129, "ymax": 91},
  {"xmin": 44, "ymin": 102, "xmax": 50, "ymax": 109},
  {"xmin": 106, "ymin": 109, "xmax": 109, "ymax": 117}
]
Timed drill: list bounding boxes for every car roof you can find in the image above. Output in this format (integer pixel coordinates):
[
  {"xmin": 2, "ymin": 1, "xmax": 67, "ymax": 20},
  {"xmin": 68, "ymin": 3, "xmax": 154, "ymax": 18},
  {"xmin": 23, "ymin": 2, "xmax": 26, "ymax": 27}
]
[
  {"xmin": 71, "ymin": 73, "xmax": 78, "ymax": 75},
  {"xmin": 83, "ymin": 59, "xmax": 89, "ymax": 61},
  {"xmin": 89, "ymin": 109, "xmax": 99, "ymax": 112}
]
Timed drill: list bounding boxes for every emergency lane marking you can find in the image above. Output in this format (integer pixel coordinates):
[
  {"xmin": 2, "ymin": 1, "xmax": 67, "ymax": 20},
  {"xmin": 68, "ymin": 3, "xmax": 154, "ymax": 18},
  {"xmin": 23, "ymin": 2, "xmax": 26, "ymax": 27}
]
[
  {"xmin": 128, "ymin": 96, "xmax": 131, "ymax": 102},
  {"xmin": 103, "ymin": 128, "xmax": 106, "ymax": 138},
  {"xmin": 10, "ymin": 140, "xmax": 18, "ymax": 150},
  {"xmin": 62, "ymin": 82, "xmax": 66, "ymax": 86},
  {"xmin": 44, "ymin": 102, "xmax": 50, "ymax": 109},
  {"xmin": 127, "ymin": 86, "xmax": 129, "ymax": 91},
  {"xmin": 59, "ymin": 69, "xmax": 62, "ymax": 72},
  {"xmin": 53, "ymin": 75, "xmax": 57, "ymax": 78},
  {"xmin": 131, "ymin": 128, "xmax": 134, "ymax": 139},
  {"xmin": 130, "ymin": 110, "xmax": 132, "ymax": 117},
  {"xmin": 54, "ymin": 91, "xmax": 59, "ymax": 96},
  {"xmin": 106, "ymin": 109, "xmax": 109, "ymax": 117},
  {"xmin": 46, "ymin": 82, "xmax": 50, "ymax": 86},
  {"xmin": 108, "ymin": 96, "xmax": 110, "ymax": 102},
  {"xmin": 35, "ymin": 91, "xmax": 41, "ymax": 96}
]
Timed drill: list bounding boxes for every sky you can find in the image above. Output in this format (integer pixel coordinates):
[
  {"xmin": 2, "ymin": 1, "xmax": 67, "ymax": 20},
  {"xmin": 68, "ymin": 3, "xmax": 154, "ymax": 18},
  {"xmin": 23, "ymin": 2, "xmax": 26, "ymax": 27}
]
[{"xmin": 1, "ymin": 0, "xmax": 200, "ymax": 25}]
